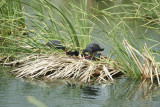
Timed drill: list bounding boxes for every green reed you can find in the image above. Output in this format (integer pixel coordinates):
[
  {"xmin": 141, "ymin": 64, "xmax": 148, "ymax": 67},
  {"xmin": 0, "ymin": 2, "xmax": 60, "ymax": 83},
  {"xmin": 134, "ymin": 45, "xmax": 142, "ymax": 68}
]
[
  {"xmin": 0, "ymin": 0, "xmax": 94, "ymax": 60},
  {"xmin": 133, "ymin": 0, "xmax": 160, "ymax": 22},
  {"xmin": 21, "ymin": 0, "xmax": 93, "ymax": 51},
  {"xmin": 0, "ymin": 0, "xmax": 27, "ymax": 60},
  {"xmin": 0, "ymin": 0, "xmax": 25, "ymax": 35}
]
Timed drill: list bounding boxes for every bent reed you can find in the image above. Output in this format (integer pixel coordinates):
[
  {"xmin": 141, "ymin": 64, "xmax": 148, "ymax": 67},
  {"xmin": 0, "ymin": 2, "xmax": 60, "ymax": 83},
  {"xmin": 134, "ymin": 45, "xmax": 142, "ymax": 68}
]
[{"xmin": 123, "ymin": 39, "xmax": 160, "ymax": 85}]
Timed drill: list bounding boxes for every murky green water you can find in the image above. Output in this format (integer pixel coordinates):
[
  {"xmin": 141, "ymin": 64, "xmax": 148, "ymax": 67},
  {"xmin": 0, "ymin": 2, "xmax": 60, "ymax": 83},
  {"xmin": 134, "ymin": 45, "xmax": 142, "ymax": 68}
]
[{"xmin": 1, "ymin": 66, "xmax": 160, "ymax": 107}]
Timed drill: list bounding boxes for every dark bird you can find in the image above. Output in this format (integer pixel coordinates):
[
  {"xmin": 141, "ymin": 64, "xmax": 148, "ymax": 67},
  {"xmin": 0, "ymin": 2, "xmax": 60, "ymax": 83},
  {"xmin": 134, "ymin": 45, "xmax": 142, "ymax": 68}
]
[
  {"xmin": 46, "ymin": 40, "xmax": 66, "ymax": 51},
  {"xmin": 82, "ymin": 43, "xmax": 104, "ymax": 61},
  {"xmin": 66, "ymin": 50, "xmax": 74, "ymax": 56},
  {"xmin": 74, "ymin": 51, "xmax": 79, "ymax": 56}
]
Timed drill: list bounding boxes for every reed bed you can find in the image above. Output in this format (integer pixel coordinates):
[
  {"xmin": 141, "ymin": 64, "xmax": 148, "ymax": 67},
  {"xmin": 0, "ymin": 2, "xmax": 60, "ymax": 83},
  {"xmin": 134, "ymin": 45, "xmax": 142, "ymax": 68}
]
[
  {"xmin": 6, "ymin": 54, "xmax": 122, "ymax": 83},
  {"xmin": 2, "ymin": 39, "xmax": 159, "ymax": 84},
  {"xmin": 123, "ymin": 39, "xmax": 160, "ymax": 85}
]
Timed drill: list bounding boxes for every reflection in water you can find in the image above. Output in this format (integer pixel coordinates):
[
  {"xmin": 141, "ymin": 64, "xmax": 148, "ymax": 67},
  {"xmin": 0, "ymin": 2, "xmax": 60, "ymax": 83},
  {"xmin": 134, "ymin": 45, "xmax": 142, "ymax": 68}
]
[
  {"xmin": 81, "ymin": 86, "xmax": 100, "ymax": 99},
  {"xmin": 101, "ymin": 78, "xmax": 160, "ymax": 101}
]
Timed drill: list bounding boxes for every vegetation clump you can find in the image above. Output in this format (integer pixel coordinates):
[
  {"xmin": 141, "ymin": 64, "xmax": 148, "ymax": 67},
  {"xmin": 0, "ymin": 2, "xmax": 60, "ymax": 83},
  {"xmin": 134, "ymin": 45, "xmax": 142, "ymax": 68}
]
[{"xmin": 6, "ymin": 54, "xmax": 122, "ymax": 83}]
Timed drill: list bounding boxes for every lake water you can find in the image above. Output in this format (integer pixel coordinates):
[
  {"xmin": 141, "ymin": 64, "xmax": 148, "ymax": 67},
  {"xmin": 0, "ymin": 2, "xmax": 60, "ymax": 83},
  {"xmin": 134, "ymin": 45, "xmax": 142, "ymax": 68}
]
[
  {"xmin": 1, "ymin": 0, "xmax": 160, "ymax": 107},
  {"xmin": 1, "ymin": 66, "xmax": 160, "ymax": 107}
]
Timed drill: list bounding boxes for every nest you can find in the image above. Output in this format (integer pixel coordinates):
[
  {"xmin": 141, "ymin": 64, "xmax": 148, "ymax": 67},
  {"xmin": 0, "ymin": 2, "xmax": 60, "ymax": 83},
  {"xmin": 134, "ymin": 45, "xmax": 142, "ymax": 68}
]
[{"xmin": 5, "ymin": 54, "xmax": 122, "ymax": 83}]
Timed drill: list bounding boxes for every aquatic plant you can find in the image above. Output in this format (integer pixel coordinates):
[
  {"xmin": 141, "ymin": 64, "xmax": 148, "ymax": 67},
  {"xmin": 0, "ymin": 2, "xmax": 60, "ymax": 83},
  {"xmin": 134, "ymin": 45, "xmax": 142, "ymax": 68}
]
[
  {"xmin": 123, "ymin": 39, "xmax": 160, "ymax": 84},
  {"xmin": 0, "ymin": 0, "xmax": 30, "ymax": 61},
  {"xmin": 0, "ymin": 0, "xmax": 25, "ymax": 35},
  {"xmin": 0, "ymin": 0, "xmax": 94, "ymax": 62},
  {"xmin": 133, "ymin": 0, "xmax": 160, "ymax": 28},
  {"xmin": 21, "ymin": 0, "xmax": 93, "ymax": 50},
  {"xmin": 92, "ymin": 2, "xmax": 160, "ymax": 82}
]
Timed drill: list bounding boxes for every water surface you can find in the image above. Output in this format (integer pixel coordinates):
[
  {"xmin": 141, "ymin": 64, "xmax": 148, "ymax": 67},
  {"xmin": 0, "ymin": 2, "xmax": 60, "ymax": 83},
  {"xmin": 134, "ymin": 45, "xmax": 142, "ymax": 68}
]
[{"xmin": 0, "ymin": 66, "xmax": 160, "ymax": 107}]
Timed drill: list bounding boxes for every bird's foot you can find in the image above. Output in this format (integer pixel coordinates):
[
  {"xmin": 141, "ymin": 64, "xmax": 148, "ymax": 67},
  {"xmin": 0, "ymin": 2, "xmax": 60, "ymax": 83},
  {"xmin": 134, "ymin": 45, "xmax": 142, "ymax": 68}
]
[
  {"xmin": 61, "ymin": 52, "xmax": 66, "ymax": 54},
  {"xmin": 80, "ymin": 57, "xmax": 85, "ymax": 60}
]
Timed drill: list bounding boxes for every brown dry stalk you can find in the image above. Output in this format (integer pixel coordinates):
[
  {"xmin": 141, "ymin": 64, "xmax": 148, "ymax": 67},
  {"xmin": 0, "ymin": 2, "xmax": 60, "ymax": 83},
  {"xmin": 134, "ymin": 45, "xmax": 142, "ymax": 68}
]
[
  {"xmin": 123, "ymin": 39, "xmax": 160, "ymax": 85},
  {"xmin": 123, "ymin": 39, "xmax": 144, "ymax": 73},
  {"xmin": 8, "ymin": 53, "xmax": 121, "ymax": 83}
]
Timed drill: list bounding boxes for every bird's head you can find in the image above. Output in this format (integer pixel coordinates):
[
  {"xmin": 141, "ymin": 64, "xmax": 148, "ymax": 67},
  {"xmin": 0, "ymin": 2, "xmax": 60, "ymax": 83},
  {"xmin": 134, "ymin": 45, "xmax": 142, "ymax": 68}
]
[{"xmin": 61, "ymin": 46, "xmax": 66, "ymax": 51}]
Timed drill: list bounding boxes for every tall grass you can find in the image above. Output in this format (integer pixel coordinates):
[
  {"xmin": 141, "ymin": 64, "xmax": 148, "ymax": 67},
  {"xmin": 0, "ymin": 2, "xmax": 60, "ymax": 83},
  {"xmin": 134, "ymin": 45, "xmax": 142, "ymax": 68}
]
[
  {"xmin": 0, "ymin": 0, "xmax": 27, "ymax": 60},
  {"xmin": 133, "ymin": 0, "xmax": 160, "ymax": 28},
  {"xmin": 0, "ymin": 0, "xmax": 94, "ymax": 59},
  {"xmin": 21, "ymin": 0, "xmax": 93, "ymax": 51},
  {"xmin": 92, "ymin": 2, "xmax": 160, "ymax": 81}
]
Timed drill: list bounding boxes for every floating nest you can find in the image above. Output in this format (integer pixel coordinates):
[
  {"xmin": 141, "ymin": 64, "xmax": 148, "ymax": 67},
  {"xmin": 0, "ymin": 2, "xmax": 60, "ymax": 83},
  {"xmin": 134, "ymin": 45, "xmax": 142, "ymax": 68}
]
[{"xmin": 3, "ymin": 54, "xmax": 123, "ymax": 83}]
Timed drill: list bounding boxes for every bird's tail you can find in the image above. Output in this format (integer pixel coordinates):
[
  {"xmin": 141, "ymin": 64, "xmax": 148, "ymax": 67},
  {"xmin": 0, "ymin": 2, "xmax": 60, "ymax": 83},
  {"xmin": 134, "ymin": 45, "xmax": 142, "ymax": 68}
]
[{"xmin": 100, "ymin": 48, "xmax": 104, "ymax": 51}]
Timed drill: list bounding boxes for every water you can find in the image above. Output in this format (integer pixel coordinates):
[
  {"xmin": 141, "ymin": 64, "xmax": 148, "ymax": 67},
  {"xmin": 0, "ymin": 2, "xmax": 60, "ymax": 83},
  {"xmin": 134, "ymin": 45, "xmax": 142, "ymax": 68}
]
[{"xmin": 1, "ymin": 66, "xmax": 160, "ymax": 107}]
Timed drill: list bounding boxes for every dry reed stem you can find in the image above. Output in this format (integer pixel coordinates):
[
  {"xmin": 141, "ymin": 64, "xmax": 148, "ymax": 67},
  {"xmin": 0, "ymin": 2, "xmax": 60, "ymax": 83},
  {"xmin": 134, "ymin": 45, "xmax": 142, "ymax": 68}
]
[
  {"xmin": 103, "ymin": 65, "xmax": 114, "ymax": 81},
  {"xmin": 123, "ymin": 39, "xmax": 160, "ymax": 85},
  {"xmin": 8, "ymin": 53, "xmax": 121, "ymax": 83},
  {"xmin": 123, "ymin": 39, "xmax": 144, "ymax": 73}
]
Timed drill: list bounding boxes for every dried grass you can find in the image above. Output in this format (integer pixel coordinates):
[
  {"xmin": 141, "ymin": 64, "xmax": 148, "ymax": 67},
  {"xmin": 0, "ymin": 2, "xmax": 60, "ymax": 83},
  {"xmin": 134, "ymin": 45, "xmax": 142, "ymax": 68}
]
[
  {"xmin": 7, "ymin": 54, "xmax": 122, "ymax": 83},
  {"xmin": 123, "ymin": 39, "xmax": 160, "ymax": 85}
]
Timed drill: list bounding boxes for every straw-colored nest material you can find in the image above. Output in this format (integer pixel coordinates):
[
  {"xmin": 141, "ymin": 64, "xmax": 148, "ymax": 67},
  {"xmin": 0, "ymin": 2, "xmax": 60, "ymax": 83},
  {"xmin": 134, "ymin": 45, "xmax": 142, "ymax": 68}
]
[{"xmin": 8, "ymin": 54, "xmax": 123, "ymax": 83}]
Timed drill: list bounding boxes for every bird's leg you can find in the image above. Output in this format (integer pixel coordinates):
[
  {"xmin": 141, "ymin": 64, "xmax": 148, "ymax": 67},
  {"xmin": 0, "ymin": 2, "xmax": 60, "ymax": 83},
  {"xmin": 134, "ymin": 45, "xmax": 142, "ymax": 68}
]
[
  {"xmin": 90, "ymin": 53, "xmax": 94, "ymax": 61},
  {"xmin": 100, "ymin": 54, "xmax": 103, "ymax": 58},
  {"xmin": 61, "ymin": 49, "xmax": 66, "ymax": 54},
  {"xmin": 81, "ymin": 54, "xmax": 90, "ymax": 60},
  {"xmin": 84, "ymin": 54, "xmax": 91, "ymax": 58},
  {"xmin": 80, "ymin": 54, "xmax": 85, "ymax": 60}
]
